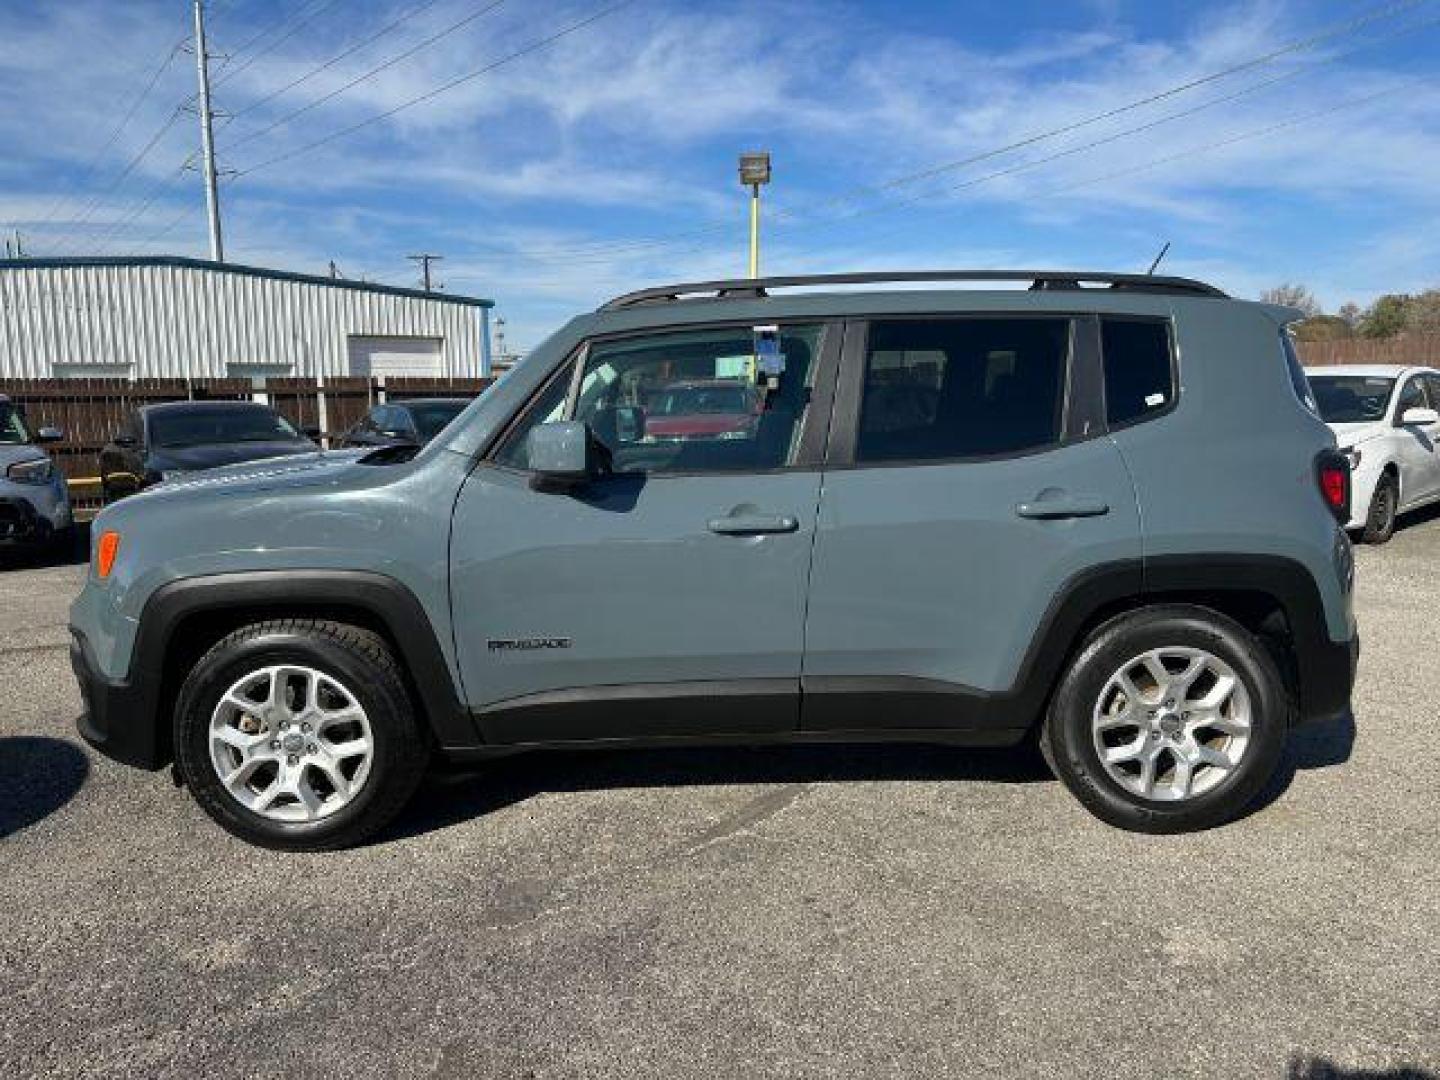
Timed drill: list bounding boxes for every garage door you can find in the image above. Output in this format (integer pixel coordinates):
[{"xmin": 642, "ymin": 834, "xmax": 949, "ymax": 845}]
[{"xmin": 347, "ymin": 336, "xmax": 443, "ymax": 377}]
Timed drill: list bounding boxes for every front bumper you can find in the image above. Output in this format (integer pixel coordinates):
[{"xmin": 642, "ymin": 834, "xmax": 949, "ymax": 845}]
[
  {"xmin": 0, "ymin": 481, "xmax": 71, "ymax": 545},
  {"xmin": 70, "ymin": 628, "xmax": 167, "ymax": 770}
]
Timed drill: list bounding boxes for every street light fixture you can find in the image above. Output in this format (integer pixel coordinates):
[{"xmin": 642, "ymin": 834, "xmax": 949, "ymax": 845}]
[{"xmin": 738, "ymin": 151, "xmax": 771, "ymax": 279}]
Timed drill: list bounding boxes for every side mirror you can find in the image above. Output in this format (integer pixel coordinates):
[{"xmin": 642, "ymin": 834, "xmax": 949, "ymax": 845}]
[
  {"xmin": 526, "ymin": 420, "xmax": 602, "ymax": 490},
  {"xmin": 301, "ymin": 425, "xmax": 322, "ymax": 440},
  {"xmin": 35, "ymin": 426, "xmax": 64, "ymax": 443},
  {"xmin": 1399, "ymin": 407, "xmax": 1439, "ymax": 427}
]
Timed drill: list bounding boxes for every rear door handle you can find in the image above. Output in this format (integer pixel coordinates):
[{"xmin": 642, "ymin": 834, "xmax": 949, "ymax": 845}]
[
  {"xmin": 1015, "ymin": 494, "xmax": 1110, "ymax": 520},
  {"xmin": 707, "ymin": 514, "xmax": 800, "ymax": 536}
]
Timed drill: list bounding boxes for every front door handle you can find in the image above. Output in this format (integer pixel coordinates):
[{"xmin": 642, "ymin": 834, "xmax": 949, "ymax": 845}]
[
  {"xmin": 1015, "ymin": 493, "xmax": 1110, "ymax": 520},
  {"xmin": 707, "ymin": 514, "xmax": 800, "ymax": 536}
]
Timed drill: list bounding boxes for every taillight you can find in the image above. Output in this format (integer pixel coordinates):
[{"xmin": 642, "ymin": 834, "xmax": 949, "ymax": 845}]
[{"xmin": 1316, "ymin": 450, "xmax": 1351, "ymax": 523}]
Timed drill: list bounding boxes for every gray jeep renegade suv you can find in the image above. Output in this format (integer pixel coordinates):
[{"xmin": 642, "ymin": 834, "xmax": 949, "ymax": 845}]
[{"xmin": 70, "ymin": 271, "xmax": 1359, "ymax": 849}]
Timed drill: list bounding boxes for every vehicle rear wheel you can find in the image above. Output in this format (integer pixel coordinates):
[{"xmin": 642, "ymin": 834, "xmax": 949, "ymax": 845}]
[
  {"xmin": 1040, "ymin": 605, "xmax": 1290, "ymax": 833},
  {"xmin": 1360, "ymin": 474, "xmax": 1398, "ymax": 544},
  {"xmin": 173, "ymin": 619, "xmax": 429, "ymax": 850}
]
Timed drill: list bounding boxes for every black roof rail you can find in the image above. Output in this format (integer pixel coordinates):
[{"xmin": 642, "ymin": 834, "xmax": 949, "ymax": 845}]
[{"xmin": 600, "ymin": 270, "xmax": 1227, "ymax": 310}]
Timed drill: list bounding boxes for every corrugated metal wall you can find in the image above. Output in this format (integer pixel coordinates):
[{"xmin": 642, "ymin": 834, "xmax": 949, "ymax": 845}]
[{"xmin": 0, "ymin": 261, "xmax": 490, "ymax": 379}]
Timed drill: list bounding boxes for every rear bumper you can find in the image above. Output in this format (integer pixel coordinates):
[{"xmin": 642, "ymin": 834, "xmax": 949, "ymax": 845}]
[
  {"xmin": 1297, "ymin": 631, "xmax": 1359, "ymax": 726},
  {"xmin": 70, "ymin": 629, "xmax": 167, "ymax": 770}
]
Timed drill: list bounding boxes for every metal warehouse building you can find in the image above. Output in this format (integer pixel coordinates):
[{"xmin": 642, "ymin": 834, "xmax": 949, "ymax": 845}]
[{"xmin": 0, "ymin": 256, "xmax": 493, "ymax": 380}]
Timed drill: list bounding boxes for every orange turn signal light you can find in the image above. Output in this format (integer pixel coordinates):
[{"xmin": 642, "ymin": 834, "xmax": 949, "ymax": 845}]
[{"xmin": 96, "ymin": 531, "xmax": 121, "ymax": 579}]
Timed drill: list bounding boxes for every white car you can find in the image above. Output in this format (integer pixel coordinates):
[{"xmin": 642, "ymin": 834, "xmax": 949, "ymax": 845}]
[{"xmin": 1306, "ymin": 364, "xmax": 1440, "ymax": 543}]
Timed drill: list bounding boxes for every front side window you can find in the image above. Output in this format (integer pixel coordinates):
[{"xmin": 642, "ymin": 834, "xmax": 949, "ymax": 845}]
[
  {"xmin": 1102, "ymin": 318, "xmax": 1175, "ymax": 426},
  {"xmin": 856, "ymin": 318, "xmax": 1068, "ymax": 462},
  {"xmin": 495, "ymin": 324, "xmax": 822, "ymax": 475},
  {"xmin": 0, "ymin": 403, "xmax": 31, "ymax": 445},
  {"xmin": 1308, "ymin": 375, "xmax": 1395, "ymax": 423},
  {"xmin": 408, "ymin": 401, "xmax": 469, "ymax": 440}
]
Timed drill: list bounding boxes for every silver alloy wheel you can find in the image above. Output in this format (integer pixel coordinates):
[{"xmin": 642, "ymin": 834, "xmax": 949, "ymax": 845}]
[
  {"xmin": 208, "ymin": 664, "xmax": 374, "ymax": 823},
  {"xmin": 1091, "ymin": 646, "xmax": 1252, "ymax": 803}
]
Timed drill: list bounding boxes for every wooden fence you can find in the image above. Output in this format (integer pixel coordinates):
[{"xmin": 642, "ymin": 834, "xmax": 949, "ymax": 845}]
[
  {"xmin": 1295, "ymin": 334, "xmax": 1440, "ymax": 368},
  {"xmin": 0, "ymin": 377, "xmax": 493, "ymax": 507}
]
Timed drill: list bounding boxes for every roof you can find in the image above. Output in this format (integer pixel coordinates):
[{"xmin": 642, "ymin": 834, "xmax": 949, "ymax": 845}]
[
  {"xmin": 140, "ymin": 399, "xmax": 275, "ymax": 414},
  {"xmin": 601, "ymin": 270, "xmax": 1227, "ymax": 310},
  {"xmin": 0, "ymin": 255, "xmax": 493, "ymax": 309},
  {"xmin": 1305, "ymin": 364, "xmax": 1436, "ymax": 377}
]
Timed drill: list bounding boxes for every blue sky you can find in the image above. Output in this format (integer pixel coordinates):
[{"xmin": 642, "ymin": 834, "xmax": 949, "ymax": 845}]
[{"xmin": 2, "ymin": 0, "xmax": 1438, "ymax": 348}]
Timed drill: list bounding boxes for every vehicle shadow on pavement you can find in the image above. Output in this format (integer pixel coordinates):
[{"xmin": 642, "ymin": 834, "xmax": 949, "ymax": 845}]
[
  {"xmin": 382, "ymin": 742, "xmax": 1052, "ymax": 844},
  {"xmin": 1248, "ymin": 709, "xmax": 1357, "ymax": 817},
  {"xmin": 1289, "ymin": 1054, "xmax": 1437, "ymax": 1079},
  {"xmin": 0, "ymin": 736, "xmax": 89, "ymax": 840}
]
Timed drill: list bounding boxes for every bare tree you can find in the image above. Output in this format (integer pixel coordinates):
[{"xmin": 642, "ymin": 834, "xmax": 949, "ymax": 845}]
[{"xmin": 1260, "ymin": 284, "xmax": 1322, "ymax": 318}]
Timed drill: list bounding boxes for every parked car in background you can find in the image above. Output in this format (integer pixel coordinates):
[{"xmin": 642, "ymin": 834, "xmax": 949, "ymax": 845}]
[
  {"xmin": 0, "ymin": 395, "xmax": 72, "ymax": 555},
  {"xmin": 100, "ymin": 400, "xmax": 318, "ymax": 504},
  {"xmin": 1306, "ymin": 364, "xmax": 1440, "ymax": 543},
  {"xmin": 642, "ymin": 379, "xmax": 762, "ymax": 442},
  {"xmin": 336, "ymin": 398, "xmax": 472, "ymax": 450},
  {"xmin": 71, "ymin": 270, "xmax": 1358, "ymax": 850}
]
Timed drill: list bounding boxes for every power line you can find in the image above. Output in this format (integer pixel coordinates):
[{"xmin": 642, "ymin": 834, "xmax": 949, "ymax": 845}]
[
  {"xmin": 34, "ymin": 33, "xmax": 190, "ymax": 233},
  {"xmin": 211, "ymin": 0, "xmax": 349, "ymax": 90},
  {"xmin": 221, "ymin": 0, "xmax": 509, "ymax": 156},
  {"xmin": 225, "ymin": 0, "xmax": 448, "ymax": 122},
  {"xmin": 48, "ymin": 0, "xmax": 320, "ymax": 251},
  {"xmin": 232, "ymin": 0, "xmax": 636, "ymax": 177},
  {"xmin": 446, "ymin": 0, "xmax": 1431, "ymax": 264}
]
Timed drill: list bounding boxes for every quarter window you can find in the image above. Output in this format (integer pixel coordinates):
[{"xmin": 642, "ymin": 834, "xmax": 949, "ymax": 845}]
[
  {"xmin": 494, "ymin": 324, "xmax": 822, "ymax": 475},
  {"xmin": 1102, "ymin": 318, "xmax": 1174, "ymax": 426},
  {"xmin": 856, "ymin": 318, "xmax": 1068, "ymax": 462}
]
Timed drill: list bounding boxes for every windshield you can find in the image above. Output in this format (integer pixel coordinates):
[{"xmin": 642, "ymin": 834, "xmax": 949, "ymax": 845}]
[
  {"xmin": 149, "ymin": 406, "xmax": 304, "ymax": 448},
  {"xmin": 407, "ymin": 400, "xmax": 469, "ymax": 440},
  {"xmin": 1308, "ymin": 375, "xmax": 1395, "ymax": 423},
  {"xmin": 650, "ymin": 384, "xmax": 755, "ymax": 416},
  {"xmin": 0, "ymin": 403, "xmax": 31, "ymax": 445}
]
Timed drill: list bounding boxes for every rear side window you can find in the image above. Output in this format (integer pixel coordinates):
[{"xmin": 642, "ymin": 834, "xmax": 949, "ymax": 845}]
[
  {"xmin": 857, "ymin": 318, "xmax": 1068, "ymax": 462},
  {"xmin": 1101, "ymin": 318, "xmax": 1174, "ymax": 426}
]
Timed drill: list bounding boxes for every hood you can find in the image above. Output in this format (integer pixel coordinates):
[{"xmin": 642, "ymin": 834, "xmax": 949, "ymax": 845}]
[
  {"xmin": 646, "ymin": 413, "xmax": 755, "ymax": 438},
  {"xmin": 0, "ymin": 444, "xmax": 48, "ymax": 470},
  {"xmin": 147, "ymin": 439, "xmax": 316, "ymax": 473},
  {"xmin": 1327, "ymin": 421, "xmax": 1387, "ymax": 449},
  {"xmin": 142, "ymin": 447, "xmax": 372, "ymax": 500}
]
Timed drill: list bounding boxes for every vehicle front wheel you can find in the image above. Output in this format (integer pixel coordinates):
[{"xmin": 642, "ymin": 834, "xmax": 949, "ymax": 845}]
[
  {"xmin": 1360, "ymin": 473, "xmax": 1398, "ymax": 544},
  {"xmin": 173, "ymin": 619, "xmax": 429, "ymax": 850},
  {"xmin": 1040, "ymin": 605, "xmax": 1290, "ymax": 834}
]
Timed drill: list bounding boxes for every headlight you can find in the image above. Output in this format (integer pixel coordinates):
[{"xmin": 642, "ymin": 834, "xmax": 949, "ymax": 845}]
[
  {"xmin": 6, "ymin": 458, "xmax": 54, "ymax": 485},
  {"xmin": 1342, "ymin": 446, "xmax": 1362, "ymax": 469}
]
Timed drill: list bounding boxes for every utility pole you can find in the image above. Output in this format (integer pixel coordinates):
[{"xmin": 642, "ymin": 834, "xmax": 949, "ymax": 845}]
[
  {"xmin": 192, "ymin": 0, "xmax": 224, "ymax": 262},
  {"xmin": 408, "ymin": 253, "xmax": 443, "ymax": 292}
]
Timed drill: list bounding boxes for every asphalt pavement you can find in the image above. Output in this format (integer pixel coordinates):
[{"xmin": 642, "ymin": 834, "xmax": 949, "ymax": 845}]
[{"xmin": 1, "ymin": 522, "xmax": 1437, "ymax": 1079}]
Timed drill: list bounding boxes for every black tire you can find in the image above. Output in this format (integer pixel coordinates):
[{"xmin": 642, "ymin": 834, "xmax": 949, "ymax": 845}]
[
  {"xmin": 173, "ymin": 619, "xmax": 429, "ymax": 851},
  {"xmin": 1360, "ymin": 473, "xmax": 1398, "ymax": 545},
  {"xmin": 1040, "ymin": 604, "xmax": 1291, "ymax": 834}
]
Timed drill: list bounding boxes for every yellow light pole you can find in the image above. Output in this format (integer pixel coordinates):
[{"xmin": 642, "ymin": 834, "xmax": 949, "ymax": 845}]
[{"xmin": 738, "ymin": 151, "xmax": 772, "ymax": 279}]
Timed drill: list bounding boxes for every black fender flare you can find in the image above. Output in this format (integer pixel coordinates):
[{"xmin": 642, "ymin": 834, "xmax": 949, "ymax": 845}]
[{"xmin": 96, "ymin": 570, "xmax": 475, "ymax": 769}]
